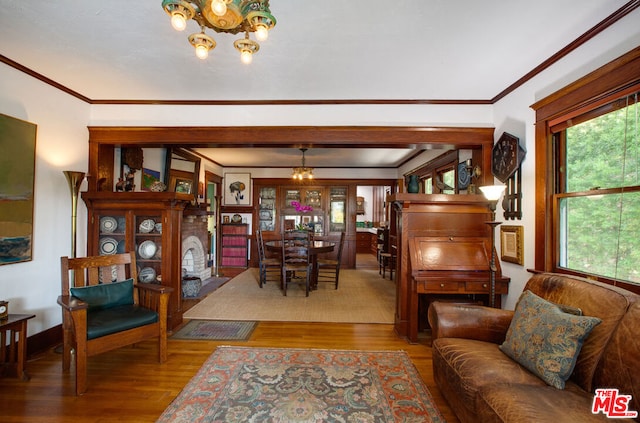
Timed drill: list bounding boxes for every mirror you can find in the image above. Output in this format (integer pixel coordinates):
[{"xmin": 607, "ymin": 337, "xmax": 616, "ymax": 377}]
[{"xmin": 164, "ymin": 148, "xmax": 201, "ymax": 197}]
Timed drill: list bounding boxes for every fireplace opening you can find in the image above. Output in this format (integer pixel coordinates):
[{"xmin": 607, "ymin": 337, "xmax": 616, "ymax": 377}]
[{"xmin": 181, "ymin": 235, "xmax": 211, "ymax": 288}]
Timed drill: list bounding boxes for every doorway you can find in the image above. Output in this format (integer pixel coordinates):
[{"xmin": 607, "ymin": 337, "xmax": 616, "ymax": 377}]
[
  {"xmin": 355, "ymin": 185, "xmax": 391, "ymax": 269},
  {"xmin": 204, "ymin": 171, "xmax": 223, "ymax": 276}
]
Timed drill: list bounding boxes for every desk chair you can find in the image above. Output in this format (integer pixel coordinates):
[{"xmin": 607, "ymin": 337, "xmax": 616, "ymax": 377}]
[{"xmin": 379, "ymin": 251, "xmax": 396, "ymax": 280}]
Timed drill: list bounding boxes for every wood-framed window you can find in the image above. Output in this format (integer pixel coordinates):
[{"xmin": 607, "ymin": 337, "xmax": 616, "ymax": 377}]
[
  {"xmin": 409, "ymin": 150, "xmax": 458, "ymax": 194},
  {"xmin": 533, "ymin": 46, "xmax": 640, "ymax": 294}
]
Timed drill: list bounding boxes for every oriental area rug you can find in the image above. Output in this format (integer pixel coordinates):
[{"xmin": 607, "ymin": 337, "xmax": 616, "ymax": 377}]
[
  {"xmin": 183, "ymin": 268, "xmax": 395, "ymax": 324},
  {"xmin": 157, "ymin": 346, "xmax": 445, "ymax": 423},
  {"xmin": 171, "ymin": 320, "xmax": 257, "ymax": 341}
]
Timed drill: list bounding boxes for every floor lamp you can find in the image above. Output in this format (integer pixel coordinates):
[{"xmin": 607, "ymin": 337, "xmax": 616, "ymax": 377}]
[
  {"xmin": 479, "ymin": 184, "xmax": 506, "ymax": 308},
  {"xmin": 63, "ymin": 171, "xmax": 85, "ymax": 258}
]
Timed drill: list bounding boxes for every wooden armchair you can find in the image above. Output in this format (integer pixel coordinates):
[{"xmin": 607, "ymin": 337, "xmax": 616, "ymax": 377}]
[{"xmin": 57, "ymin": 252, "xmax": 172, "ymax": 395}]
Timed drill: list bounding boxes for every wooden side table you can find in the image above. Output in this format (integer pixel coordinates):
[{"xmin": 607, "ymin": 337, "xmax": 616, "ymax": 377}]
[{"xmin": 0, "ymin": 314, "xmax": 35, "ymax": 380}]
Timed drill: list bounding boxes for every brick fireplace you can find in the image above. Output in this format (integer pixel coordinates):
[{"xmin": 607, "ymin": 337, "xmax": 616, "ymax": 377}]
[{"xmin": 181, "ymin": 212, "xmax": 212, "ymax": 281}]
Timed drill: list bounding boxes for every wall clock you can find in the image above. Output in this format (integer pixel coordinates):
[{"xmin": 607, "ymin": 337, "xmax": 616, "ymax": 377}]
[{"xmin": 491, "ymin": 132, "xmax": 526, "ymax": 182}]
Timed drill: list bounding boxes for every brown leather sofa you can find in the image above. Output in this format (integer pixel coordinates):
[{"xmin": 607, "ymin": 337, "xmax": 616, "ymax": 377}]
[{"xmin": 428, "ymin": 272, "xmax": 639, "ymax": 422}]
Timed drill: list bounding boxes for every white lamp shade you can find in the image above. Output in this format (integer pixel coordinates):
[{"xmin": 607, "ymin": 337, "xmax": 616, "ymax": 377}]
[{"xmin": 479, "ymin": 185, "xmax": 506, "ymax": 201}]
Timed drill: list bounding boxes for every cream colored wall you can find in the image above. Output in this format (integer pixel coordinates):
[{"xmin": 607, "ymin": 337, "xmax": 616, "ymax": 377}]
[{"xmin": 0, "ymin": 65, "xmax": 90, "ymax": 335}]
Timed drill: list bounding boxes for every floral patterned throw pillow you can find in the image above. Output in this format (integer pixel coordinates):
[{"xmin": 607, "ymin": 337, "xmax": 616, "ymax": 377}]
[{"xmin": 499, "ymin": 290, "xmax": 601, "ymax": 389}]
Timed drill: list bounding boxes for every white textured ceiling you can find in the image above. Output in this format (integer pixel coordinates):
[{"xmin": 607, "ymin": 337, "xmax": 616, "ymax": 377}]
[
  {"xmin": 0, "ymin": 0, "xmax": 629, "ymax": 167},
  {"xmin": 0, "ymin": 0, "xmax": 626, "ymax": 101}
]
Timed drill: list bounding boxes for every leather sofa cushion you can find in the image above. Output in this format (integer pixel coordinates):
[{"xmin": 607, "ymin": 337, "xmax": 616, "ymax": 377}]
[
  {"xmin": 86, "ymin": 305, "xmax": 158, "ymax": 340},
  {"xmin": 432, "ymin": 338, "xmax": 548, "ymax": 423},
  {"xmin": 593, "ymin": 301, "xmax": 640, "ymax": 417},
  {"xmin": 475, "ymin": 382, "xmax": 636, "ymax": 423}
]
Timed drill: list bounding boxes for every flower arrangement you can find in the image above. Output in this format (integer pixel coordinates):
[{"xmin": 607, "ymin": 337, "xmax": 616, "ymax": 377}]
[{"xmin": 291, "ymin": 201, "xmax": 313, "ymax": 213}]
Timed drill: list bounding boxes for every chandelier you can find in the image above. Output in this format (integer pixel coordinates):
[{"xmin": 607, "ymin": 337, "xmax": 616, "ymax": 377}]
[
  {"xmin": 162, "ymin": 0, "xmax": 276, "ymax": 64},
  {"xmin": 292, "ymin": 148, "xmax": 314, "ymax": 180}
]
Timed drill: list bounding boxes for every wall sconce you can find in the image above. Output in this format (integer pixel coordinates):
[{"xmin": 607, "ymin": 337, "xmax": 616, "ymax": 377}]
[
  {"xmin": 480, "ymin": 184, "xmax": 506, "ymax": 307},
  {"xmin": 63, "ymin": 171, "xmax": 85, "ymax": 258}
]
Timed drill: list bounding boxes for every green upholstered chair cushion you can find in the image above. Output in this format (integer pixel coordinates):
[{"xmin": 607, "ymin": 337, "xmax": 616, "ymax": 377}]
[
  {"xmin": 70, "ymin": 278, "xmax": 134, "ymax": 311},
  {"xmin": 499, "ymin": 290, "xmax": 601, "ymax": 389},
  {"xmin": 86, "ymin": 305, "xmax": 158, "ymax": 340}
]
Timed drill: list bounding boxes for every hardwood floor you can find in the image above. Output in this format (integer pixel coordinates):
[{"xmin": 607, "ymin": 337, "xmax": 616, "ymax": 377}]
[
  {"xmin": 0, "ymin": 322, "xmax": 459, "ymax": 422},
  {"xmin": 2, "ymin": 260, "xmax": 459, "ymax": 422}
]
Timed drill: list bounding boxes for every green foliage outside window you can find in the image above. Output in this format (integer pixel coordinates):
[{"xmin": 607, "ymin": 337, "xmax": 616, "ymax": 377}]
[{"xmin": 561, "ymin": 96, "xmax": 640, "ymax": 283}]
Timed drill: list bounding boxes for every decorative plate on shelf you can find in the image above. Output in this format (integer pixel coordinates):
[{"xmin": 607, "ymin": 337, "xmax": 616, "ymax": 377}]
[
  {"xmin": 99, "ymin": 237, "xmax": 118, "ymax": 255},
  {"xmin": 100, "ymin": 216, "xmax": 117, "ymax": 233},
  {"xmin": 139, "ymin": 219, "xmax": 155, "ymax": 233},
  {"xmin": 232, "ymin": 214, "xmax": 242, "ymax": 223},
  {"xmin": 138, "ymin": 240, "xmax": 157, "ymax": 259},
  {"xmin": 259, "ymin": 210, "xmax": 272, "ymax": 220},
  {"xmin": 98, "ymin": 264, "xmax": 118, "ymax": 283},
  {"xmin": 116, "ymin": 217, "xmax": 126, "ymax": 232},
  {"xmin": 138, "ymin": 267, "xmax": 156, "ymax": 283},
  {"xmin": 116, "ymin": 239, "xmax": 126, "ymax": 254}
]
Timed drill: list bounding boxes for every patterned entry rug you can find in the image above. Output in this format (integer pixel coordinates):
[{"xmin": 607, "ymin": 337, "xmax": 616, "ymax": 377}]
[
  {"xmin": 171, "ymin": 320, "xmax": 257, "ymax": 341},
  {"xmin": 157, "ymin": 346, "xmax": 445, "ymax": 422}
]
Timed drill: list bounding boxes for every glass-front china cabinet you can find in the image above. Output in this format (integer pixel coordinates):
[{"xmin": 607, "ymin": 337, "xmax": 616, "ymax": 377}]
[{"xmin": 82, "ymin": 192, "xmax": 192, "ymax": 330}]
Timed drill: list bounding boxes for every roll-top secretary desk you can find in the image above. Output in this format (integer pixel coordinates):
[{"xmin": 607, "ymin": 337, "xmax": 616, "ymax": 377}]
[{"xmin": 389, "ymin": 193, "xmax": 510, "ymax": 343}]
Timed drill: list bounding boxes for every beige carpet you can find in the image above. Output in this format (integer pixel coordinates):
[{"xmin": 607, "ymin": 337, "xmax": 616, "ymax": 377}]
[{"xmin": 184, "ymin": 267, "xmax": 396, "ymax": 323}]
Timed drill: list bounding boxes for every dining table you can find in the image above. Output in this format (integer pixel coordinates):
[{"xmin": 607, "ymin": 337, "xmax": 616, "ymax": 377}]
[{"xmin": 264, "ymin": 240, "xmax": 335, "ymax": 290}]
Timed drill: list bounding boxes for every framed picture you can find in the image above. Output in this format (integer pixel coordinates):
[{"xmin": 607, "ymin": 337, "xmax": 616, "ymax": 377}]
[
  {"xmin": 0, "ymin": 114, "xmax": 37, "ymax": 265},
  {"xmin": 224, "ymin": 173, "xmax": 251, "ymax": 206},
  {"xmin": 174, "ymin": 178, "xmax": 193, "ymax": 194},
  {"xmin": 168, "ymin": 169, "xmax": 195, "ymax": 195},
  {"xmin": 500, "ymin": 225, "xmax": 524, "ymax": 265}
]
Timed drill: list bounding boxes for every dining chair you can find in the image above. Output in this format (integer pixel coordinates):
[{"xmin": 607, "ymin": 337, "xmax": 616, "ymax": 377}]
[
  {"xmin": 256, "ymin": 229, "xmax": 280, "ymax": 288},
  {"xmin": 281, "ymin": 230, "xmax": 313, "ymax": 296},
  {"xmin": 316, "ymin": 231, "xmax": 346, "ymax": 289}
]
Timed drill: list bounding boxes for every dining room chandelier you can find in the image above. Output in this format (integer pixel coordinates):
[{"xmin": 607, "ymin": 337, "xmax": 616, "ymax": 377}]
[
  {"xmin": 292, "ymin": 148, "xmax": 314, "ymax": 180},
  {"xmin": 162, "ymin": 0, "xmax": 276, "ymax": 64}
]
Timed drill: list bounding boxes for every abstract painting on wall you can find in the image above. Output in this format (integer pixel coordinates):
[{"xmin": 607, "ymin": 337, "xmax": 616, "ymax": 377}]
[{"xmin": 0, "ymin": 114, "xmax": 37, "ymax": 265}]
